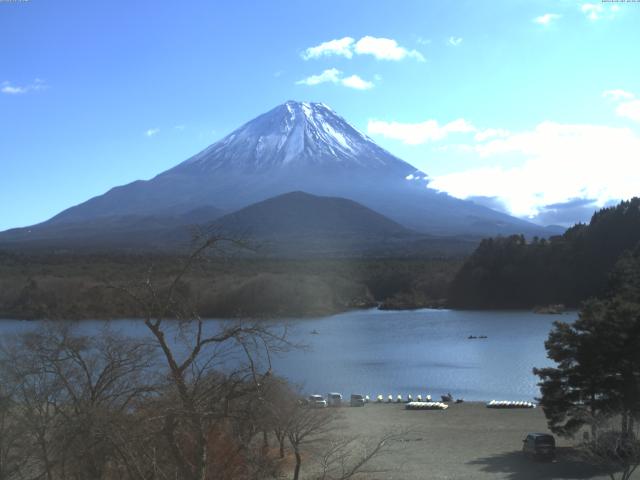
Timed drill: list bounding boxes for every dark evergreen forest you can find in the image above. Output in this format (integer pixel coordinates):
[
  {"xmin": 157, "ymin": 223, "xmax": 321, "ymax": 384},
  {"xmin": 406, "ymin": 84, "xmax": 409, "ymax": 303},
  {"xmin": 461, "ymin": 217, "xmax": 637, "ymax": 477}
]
[{"xmin": 449, "ymin": 198, "xmax": 640, "ymax": 308}]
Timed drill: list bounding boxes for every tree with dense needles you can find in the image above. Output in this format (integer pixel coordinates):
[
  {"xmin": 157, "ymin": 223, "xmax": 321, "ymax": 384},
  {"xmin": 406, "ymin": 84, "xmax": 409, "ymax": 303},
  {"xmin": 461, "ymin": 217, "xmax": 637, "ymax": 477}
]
[{"xmin": 535, "ymin": 246, "xmax": 640, "ymax": 480}]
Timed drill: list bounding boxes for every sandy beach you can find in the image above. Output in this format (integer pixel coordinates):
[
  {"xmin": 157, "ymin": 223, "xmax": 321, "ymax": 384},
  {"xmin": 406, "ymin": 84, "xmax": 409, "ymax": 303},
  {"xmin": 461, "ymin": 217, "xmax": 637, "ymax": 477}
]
[{"xmin": 317, "ymin": 402, "xmax": 611, "ymax": 480}]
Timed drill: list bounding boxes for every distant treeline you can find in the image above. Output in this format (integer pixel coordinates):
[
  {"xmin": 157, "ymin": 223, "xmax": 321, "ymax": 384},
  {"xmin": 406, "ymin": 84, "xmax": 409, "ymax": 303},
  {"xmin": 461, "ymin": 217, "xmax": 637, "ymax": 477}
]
[
  {"xmin": 449, "ymin": 198, "xmax": 640, "ymax": 308},
  {"xmin": 0, "ymin": 253, "xmax": 462, "ymax": 319}
]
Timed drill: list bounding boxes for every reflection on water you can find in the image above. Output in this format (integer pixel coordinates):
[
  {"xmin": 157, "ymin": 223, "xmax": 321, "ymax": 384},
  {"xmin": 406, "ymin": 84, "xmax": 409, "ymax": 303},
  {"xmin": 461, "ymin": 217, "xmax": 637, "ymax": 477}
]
[{"xmin": 0, "ymin": 308, "xmax": 576, "ymax": 401}]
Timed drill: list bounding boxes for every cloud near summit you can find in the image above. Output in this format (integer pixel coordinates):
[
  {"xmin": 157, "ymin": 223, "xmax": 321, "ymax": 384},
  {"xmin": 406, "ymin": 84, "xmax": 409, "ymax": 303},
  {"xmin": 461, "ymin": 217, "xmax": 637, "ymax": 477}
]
[
  {"xmin": 296, "ymin": 68, "xmax": 374, "ymax": 90},
  {"xmin": 368, "ymin": 118, "xmax": 475, "ymax": 144},
  {"xmin": 369, "ymin": 91, "xmax": 640, "ymax": 225},
  {"xmin": 302, "ymin": 36, "xmax": 425, "ymax": 62},
  {"xmin": 429, "ymin": 122, "xmax": 640, "ymax": 223}
]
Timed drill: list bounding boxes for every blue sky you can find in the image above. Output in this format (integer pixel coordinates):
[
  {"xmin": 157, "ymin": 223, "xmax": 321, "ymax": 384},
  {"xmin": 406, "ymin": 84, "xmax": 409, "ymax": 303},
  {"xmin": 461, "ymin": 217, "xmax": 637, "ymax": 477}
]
[{"xmin": 1, "ymin": 0, "xmax": 639, "ymax": 230}]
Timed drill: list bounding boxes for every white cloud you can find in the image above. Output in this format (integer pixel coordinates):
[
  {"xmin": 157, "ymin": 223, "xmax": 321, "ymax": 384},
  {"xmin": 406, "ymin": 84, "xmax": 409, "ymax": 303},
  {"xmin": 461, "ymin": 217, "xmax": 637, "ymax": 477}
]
[
  {"xmin": 145, "ymin": 128, "xmax": 160, "ymax": 137},
  {"xmin": 1, "ymin": 79, "xmax": 47, "ymax": 95},
  {"xmin": 296, "ymin": 68, "xmax": 342, "ymax": 86},
  {"xmin": 367, "ymin": 118, "xmax": 475, "ymax": 145},
  {"xmin": 474, "ymin": 128, "xmax": 510, "ymax": 142},
  {"xmin": 603, "ymin": 89, "xmax": 635, "ymax": 101},
  {"xmin": 447, "ymin": 36, "xmax": 463, "ymax": 47},
  {"xmin": 367, "ymin": 116, "xmax": 514, "ymax": 145},
  {"xmin": 533, "ymin": 13, "xmax": 561, "ymax": 25},
  {"xmin": 616, "ymin": 100, "xmax": 640, "ymax": 123},
  {"xmin": 581, "ymin": 3, "xmax": 618, "ymax": 20},
  {"xmin": 354, "ymin": 36, "xmax": 425, "ymax": 61},
  {"xmin": 375, "ymin": 91, "xmax": 640, "ymax": 222},
  {"xmin": 296, "ymin": 68, "xmax": 374, "ymax": 90},
  {"xmin": 1, "ymin": 84, "xmax": 27, "ymax": 95},
  {"xmin": 603, "ymin": 89, "xmax": 640, "ymax": 123},
  {"xmin": 174, "ymin": 125, "xmax": 186, "ymax": 130},
  {"xmin": 302, "ymin": 37, "xmax": 355, "ymax": 60},
  {"xmin": 302, "ymin": 36, "xmax": 424, "ymax": 62},
  {"xmin": 341, "ymin": 74, "xmax": 374, "ymax": 90},
  {"xmin": 430, "ymin": 122, "xmax": 640, "ymax": 219},
  {"xmin": 581, "ymin": 3, "xmax": 603, "ymax": 20}
]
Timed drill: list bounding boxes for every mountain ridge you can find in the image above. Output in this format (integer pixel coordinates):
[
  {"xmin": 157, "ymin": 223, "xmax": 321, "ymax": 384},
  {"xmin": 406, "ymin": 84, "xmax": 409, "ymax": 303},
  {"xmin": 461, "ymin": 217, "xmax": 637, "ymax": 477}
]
[
  {"xmin": 0, "ymin": 101, "xmax": 562, "ymax": 251},
  {"xmin": 0, "ymin": 191, "xmax": 478, "ymax": 256}
]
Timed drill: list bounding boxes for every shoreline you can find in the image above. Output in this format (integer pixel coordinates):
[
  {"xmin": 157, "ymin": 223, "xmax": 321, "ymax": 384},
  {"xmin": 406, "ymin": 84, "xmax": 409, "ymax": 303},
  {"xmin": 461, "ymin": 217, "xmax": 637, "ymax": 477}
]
[{"xmin": 0, "ymin": 305, "xmax": 578, "ymax": 322}]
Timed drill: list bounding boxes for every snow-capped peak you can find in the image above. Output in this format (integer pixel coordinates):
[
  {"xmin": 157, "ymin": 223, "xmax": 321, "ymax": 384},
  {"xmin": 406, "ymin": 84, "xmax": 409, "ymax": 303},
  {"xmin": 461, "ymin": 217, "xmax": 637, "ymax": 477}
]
[{"xmin": 179, "ymin": 101, "xmax": 417, "ymax": 175}]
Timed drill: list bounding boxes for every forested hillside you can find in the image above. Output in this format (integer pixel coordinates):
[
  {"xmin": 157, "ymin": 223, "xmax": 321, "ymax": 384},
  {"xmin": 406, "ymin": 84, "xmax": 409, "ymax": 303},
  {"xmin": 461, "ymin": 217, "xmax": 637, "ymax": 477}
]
[
  {"xmin": 0, "ymin": 253, "xmax": 460, "ymax": 319},
  {"xmin": 449, "ymin": 198, "xmax": 640, "ymax": 308}
]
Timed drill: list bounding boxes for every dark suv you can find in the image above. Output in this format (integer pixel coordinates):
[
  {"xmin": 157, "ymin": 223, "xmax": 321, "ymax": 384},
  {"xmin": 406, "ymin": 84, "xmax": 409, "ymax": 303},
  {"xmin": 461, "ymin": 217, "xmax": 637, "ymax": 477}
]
[{"xmin": 522, "ymin": 433, "xmax": 556, "ymax": 460}]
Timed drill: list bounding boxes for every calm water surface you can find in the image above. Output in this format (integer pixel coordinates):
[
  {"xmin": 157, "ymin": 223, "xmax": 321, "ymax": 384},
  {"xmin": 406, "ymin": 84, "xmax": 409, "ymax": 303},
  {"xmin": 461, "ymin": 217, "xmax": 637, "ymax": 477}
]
[{"xmin": 0, "ymin": 308, "xmax": 576, "ymax": 401}]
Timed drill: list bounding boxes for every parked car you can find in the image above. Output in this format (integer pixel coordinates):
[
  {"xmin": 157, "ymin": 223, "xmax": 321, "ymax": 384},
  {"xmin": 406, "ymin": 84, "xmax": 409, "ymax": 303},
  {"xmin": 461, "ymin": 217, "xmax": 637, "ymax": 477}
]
[
  {"xmin": 327, "ymin": 392, "xmax": 343, "ymax": 407},
  {"xmin": 522, "ymin": 433, "xmax": 556, "ymax": 460},
  {"xmin": 308, "ymin": 394, "xmax": 327, "ymax": 408},
  {"xmin": 350, "ymin": 394, "xmax": 365, "ymax": 407}
]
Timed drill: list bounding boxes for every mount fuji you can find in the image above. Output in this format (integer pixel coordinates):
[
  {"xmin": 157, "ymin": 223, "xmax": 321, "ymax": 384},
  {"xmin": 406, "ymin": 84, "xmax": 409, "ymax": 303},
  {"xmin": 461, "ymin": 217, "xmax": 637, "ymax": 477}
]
[{"xmin": 1, "ymin": 101, "xmax": 558, "ymax": 251}]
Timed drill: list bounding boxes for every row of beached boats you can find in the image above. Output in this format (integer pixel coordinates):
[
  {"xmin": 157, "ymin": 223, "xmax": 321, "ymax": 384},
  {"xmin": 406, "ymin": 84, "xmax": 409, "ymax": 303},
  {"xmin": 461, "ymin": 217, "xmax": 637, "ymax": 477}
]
[
  {"xmin": 368, "ymin": 397, "xmax": 537, "ymax": 409},
  {"xmin": 486, "ymin": 400, "xmax": 536, "ymax": 409},
  {"xmin": 375, "ymin": 394, "xmax": 433, "ymax": 403},
  {"xmin": 309, "ymin": 393, "xmax": 536, "ymax": 409},
  {"xmin": 405, "ymin": 401, "xmax": 449, "ymax": 410}
]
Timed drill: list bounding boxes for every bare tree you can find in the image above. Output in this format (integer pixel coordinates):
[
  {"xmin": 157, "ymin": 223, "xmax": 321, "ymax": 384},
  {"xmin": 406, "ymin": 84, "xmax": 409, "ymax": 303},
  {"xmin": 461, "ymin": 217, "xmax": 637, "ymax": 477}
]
[
  {"xmin": 1, "ymin": 346, "xmax": 60, "ymax": 480},
  {"xmin": 0, "ymin": 233, "xmax": 397, "ymax": 480},
  {"xmin": 0, "ymin": 323, "xmax": 158, "ymax": 480},
  {"xmin": 261, "ymin": 376, "xmax": 295, "ymax": 459},
  {"xmin": 112, "ymin": 234, "xmax": 290, "ymax": 480},
  {"xmin": 313, "ymin": 430, "xmax": 405, "ymax": 480},
  {"xmin": 285, "ymin": 403, "xmax": 337, "ymax": 480},
  {"xmin": 280, "ymin": 399, "xmax": 404, "ymax": 480},
  {"xmin": 0, "ymin": 383, "xmax": 26, "ymax": 480}
]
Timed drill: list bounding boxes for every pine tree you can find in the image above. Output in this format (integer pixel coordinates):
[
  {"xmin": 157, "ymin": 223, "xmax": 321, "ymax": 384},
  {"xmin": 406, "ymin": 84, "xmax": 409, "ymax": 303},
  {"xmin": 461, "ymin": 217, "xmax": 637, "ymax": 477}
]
[{"xmin": 534, "ymin": 245, "xmax": 640, "ymax": 439}]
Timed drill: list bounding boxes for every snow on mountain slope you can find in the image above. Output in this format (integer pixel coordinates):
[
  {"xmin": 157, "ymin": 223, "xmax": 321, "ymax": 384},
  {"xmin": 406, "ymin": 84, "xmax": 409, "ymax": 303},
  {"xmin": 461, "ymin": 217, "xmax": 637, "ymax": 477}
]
[
  {"xmin": 5, "ymin": 101, "xmax": 557, "ymax": 239},
  {"xmin": 174, "ymin": 101, "xmax": 417, "ymax": 173}
]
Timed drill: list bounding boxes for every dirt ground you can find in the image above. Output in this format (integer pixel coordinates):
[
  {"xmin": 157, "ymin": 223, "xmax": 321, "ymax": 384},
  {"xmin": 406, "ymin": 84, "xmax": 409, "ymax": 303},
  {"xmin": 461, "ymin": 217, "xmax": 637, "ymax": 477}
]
[{"xmin": 315, "ymin": 402, "xmax": 614, "ymax": 480}]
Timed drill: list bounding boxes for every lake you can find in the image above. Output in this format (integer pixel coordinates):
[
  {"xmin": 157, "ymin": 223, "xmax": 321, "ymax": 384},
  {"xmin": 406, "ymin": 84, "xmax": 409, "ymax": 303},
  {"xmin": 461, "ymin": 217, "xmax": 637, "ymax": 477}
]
[{"xmin": 0, "ymin": 308, "xmax": 576, "ymax": 401}]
